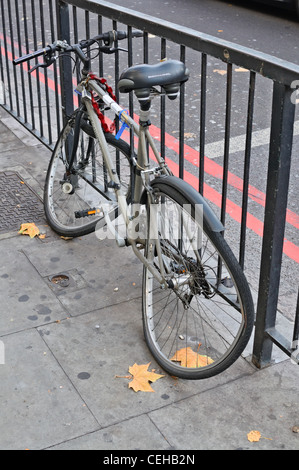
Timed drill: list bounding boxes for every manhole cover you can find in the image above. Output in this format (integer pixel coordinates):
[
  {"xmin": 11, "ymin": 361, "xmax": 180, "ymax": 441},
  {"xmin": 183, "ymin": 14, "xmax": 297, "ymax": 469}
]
[{"xmin": 0, "ymin": 171, "xmax": 45, "ymax": 233}]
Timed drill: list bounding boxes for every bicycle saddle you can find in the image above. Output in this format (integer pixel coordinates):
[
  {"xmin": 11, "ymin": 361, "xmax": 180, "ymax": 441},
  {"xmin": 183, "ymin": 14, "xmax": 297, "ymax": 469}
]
[{"xmin": 118, "ymin": 59, "xmax": 189, "ymax": 100}]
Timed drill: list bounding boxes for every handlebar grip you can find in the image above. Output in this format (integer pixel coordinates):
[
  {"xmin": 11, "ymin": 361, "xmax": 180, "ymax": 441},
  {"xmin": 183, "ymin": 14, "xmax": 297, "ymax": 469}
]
[
  {"xmin": 112, "ymin": 30, "xmax": 143, "ymax": 41},
  {"xmin": 131, "ymin": 30, "xmax": 144, "ymax": 38},
  {"xmin": 13, "ymin": 47, "xmax": 49, "ymax": 66}
]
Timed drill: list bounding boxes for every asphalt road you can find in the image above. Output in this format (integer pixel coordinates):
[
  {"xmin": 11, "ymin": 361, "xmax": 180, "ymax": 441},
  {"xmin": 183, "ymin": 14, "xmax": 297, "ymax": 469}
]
[{"xmin": 117, "ymin": 0, "xmax": 299, "ymax": 63}]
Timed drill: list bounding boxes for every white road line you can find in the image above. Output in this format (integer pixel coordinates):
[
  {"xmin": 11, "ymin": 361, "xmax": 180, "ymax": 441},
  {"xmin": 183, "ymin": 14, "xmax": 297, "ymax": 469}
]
[{"xmin": 205, "ymin": 120, "xmax": 299, "ymax": 159}]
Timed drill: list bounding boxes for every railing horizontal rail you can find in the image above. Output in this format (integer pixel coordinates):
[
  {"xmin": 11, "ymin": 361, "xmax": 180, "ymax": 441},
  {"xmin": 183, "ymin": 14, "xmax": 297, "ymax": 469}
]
[{"xmin": 68, "ymin": 0, "xmax": 299, "ymax": 86}]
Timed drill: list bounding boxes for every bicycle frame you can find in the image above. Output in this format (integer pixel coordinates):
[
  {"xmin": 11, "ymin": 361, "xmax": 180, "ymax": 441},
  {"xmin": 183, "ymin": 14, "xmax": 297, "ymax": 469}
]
[{"xmin": 82, "ymin": 78, "xmax": 171, "ymax": 286}]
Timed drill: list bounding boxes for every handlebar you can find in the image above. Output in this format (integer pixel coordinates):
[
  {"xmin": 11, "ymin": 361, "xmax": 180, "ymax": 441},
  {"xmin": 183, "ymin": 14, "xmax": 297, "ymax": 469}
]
[{"xmin": 13, "ymin": 29, "xmax": 143, "ymax": 68}]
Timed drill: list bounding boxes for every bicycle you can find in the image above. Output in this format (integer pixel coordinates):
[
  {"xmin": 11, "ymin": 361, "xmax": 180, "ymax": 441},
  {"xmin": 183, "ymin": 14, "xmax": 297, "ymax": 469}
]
[{"xmin": 14, "ymin": 29, "xmax": 254, "ymax": 380}]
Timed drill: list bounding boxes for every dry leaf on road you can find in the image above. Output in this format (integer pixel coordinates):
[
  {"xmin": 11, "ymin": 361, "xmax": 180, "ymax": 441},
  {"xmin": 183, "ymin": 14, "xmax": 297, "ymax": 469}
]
[
  {"xmin": 213, "ymin": 69, "xmax": 227, "ymax": 75},
  {"xmin": 247, "ymin": 430, "xmax": 272, "ymax": 442},
  {"xmin": 171, "ymin": 347, "xmax": 214, "ymax": 368},
  {"xmin": 247, "ymin": 430, "xmax": 261, "ymax": 442},
  {"xmin": 122, "ymin": 362, "xmax": 164, "ymax": 392},
  {"xmin": 19, "ymin": 222, "xmax": 40, "ymax": 238}
]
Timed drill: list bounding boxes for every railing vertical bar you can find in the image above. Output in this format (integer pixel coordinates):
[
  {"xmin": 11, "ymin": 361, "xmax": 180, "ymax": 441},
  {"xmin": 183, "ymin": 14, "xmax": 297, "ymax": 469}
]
[
  {"xmin": 143, "ymin": 31, "xmax": 149, "ymax": 64},
  {"xmin": 72, "ymin": 6, "xmax": 81, "ymax": 88},
  {"xmin": 252, "ymin": 82, "xmax": 295, "ymax": 368},
  {"xmin": 56, "ymin": 0, "xmax": 74, "ymax": 124},
  {"xmin": 217, "ymin": 61, "xmax": 232, "ymax": 282},
  {"xmin": 143, "ymin": 31, "xmax": 149, "ymax": 159},
  {"xmin": 0, "ymin": 0, "xmax": 13, "ymax": 110},
  {"xmin": 85, "ymin": 9, "xmax": 90, "ymax": 40},
  {"xmin": 98, "ymin": 15, "xmax": 103, "ymax": 76},
  {"xmin": 160, "ymin": 38, "xmax": 166, "ymax": 162},
  {"xmin": 199, "ymin": 52, "xmax": 207, "ymax": 195},
  {"xmin": 15, "ymin": 0, "xmax": 27, "ymax": 123},
  {"xmin": 113, "ymin": 19, "xmax": 119, "ymax": 100},
  {"xmin": 239, "ymin": 71, "xmax": 256, "ymax": 269},
  {"xmin": 127, "ymin": 23, "xmax": 133, "ymax": 102},
  {"xmin": 72, "ymin": 6, "xmax": 78, "ymax": 42},
  {"xmin": 220, "ymin": 61, "xmax": 232, "ymax": 228},
  {"xmin": 0, "ymin": 32, "xmax": 5, "ymax": 107},
  {"xmin": 22, "ymin": 0, "xmax": 35, "ymax": 129},
  {"xmin": 127, "ymin": 25, "xmax": 135, "ymax": 160},
  {"xmin": 179, "ymin": 45, "xmax": 186, "ymax": 180},
  {"xmin": 85, "ymin": 9, "xmax": 90, "ymax": 61},
  {"xmin": 31, "ymin": 0, "xmax": 44, "ymax": 137},
  {"xmin": 113, "ymin": 18, "xmax": 121, "ymax": 179},
  {"xmin": 7, "ymin": 0, "xmax": 20, "ymax": 116},
  {"xmin": 292, "ymin": 290, "xmax": 299, "ymax": 347},
  {"xmin": 49, "ymin": 0, "xmax": 61, "ymax": 135},
  {"xmin": 39, "ymin": 0, "xmax": 52, "ymax": 145}
]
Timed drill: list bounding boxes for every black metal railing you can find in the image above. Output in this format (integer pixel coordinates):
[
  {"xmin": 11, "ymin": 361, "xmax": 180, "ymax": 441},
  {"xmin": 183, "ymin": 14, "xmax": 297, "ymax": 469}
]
[{"xmin": 0, "ymin": 0, "xmax": 298, "ymax": 368}]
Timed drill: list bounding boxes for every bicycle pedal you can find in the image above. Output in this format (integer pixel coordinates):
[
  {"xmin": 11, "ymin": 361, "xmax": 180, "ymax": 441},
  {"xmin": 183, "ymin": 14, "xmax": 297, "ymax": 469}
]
[{"xmin": 75, "ymin": 207, "xmax": 102, "ymax": 219}]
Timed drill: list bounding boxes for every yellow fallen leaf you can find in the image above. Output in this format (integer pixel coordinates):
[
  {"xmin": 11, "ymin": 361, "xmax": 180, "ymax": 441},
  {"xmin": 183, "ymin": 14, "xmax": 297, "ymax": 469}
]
[
  {"xmin": 235, "ymin": 67, "xmax": 249, "ymax": 72},
  {"xmin": 38, "ymin": 233, "xmax": 46, "ymax": 239},
  {"xmin": 184, "ymin": 132, "xmax": 197, "ymax": 138},
  {"xmin": 171, "ymin": 347, "xmax": 214, "ymax": 368},
  {"xmin": 213, "ymin": 69, "xmax": 227, "ymax": 75},
  {"xmin": 128, "ymin": 363, "xmax": 164, "ymax": 392},
  {"xmin": 247, "ymin": 430, "xmax": 261, "ymax": 442},
  {"xmin": 19, "ymin": 223, "xmax": 40, "ymax": 238}
]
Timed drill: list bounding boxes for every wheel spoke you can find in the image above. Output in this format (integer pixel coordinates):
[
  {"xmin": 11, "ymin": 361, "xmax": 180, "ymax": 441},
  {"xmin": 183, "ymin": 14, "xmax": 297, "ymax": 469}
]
[
  {"xmin": 142, "ymin": 184, "xmax": 254, "ymax": 379},
  {"xmin": 44, "ymin": 112, "xmax": 132, "ymax": 237}
]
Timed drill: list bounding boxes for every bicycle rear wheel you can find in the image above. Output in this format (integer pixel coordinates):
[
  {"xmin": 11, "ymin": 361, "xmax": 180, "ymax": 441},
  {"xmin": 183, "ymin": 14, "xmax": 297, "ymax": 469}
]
[
  {"xmin": 142, "ymin": 178, "xmax": 254, "ymax": 379},
  {"xmin": 44, "ymin": 110, "xmax": 132, "ymax": 238}
]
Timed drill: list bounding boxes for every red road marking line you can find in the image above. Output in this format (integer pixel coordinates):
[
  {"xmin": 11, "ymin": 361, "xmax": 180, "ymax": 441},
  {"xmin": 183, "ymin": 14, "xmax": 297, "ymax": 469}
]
[{"xmin": 149, "ymin": 120, "xmax": 299, "ymax": 230}]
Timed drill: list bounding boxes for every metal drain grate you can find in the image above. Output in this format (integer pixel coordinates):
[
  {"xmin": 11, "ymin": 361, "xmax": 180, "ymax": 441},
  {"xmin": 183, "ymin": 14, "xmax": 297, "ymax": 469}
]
[{"xmin": 0, "ymin": 171, "xmax": 45, "ymax": 233}]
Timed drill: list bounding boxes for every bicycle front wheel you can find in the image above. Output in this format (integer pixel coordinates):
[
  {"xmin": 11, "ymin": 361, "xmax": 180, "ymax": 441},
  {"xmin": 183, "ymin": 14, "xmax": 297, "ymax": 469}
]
[
  {"xmin": 142, "ymin": 178, "xmax": 254, "ymax": 379},
  {"xmin": 44, "ymin": 111, "xmax": 132, "ymax": 238}
]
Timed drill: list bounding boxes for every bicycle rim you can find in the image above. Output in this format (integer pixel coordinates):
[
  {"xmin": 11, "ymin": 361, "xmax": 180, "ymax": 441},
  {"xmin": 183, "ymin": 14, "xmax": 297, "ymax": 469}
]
[
  {"xmin": 142, "ymin": 184, "xmax": 254, "ymax": 379},
  {"xmin": 44, "ymin": 114, "xmax": 131, "ymax": 237}
]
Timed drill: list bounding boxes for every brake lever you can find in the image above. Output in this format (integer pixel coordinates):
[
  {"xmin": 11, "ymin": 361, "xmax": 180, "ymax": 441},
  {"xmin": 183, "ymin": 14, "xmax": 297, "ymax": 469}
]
[
  {"xmin": 29, "ymin": 55, "xmax": 56, "ymax": 73},
  {"xmin": 99, "ymin": 46, "xmax": 128, "ymax": 54}
]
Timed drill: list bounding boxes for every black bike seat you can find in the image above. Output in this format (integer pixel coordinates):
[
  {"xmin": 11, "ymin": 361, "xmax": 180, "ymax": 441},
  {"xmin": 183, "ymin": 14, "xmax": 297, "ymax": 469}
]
[{"xmin": 118, "ymin": 60, "xmax": 189, "ymax": 96}]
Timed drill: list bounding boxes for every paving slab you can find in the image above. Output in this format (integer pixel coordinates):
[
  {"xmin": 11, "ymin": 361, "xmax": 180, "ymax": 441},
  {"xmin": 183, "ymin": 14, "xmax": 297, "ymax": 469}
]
[
  {"xmin": 0, "ymin": 237, "xmax": 67, "ymax": 335},
  {"xmin": 0, "ymin": 328, "xmax": 99, "ymax": 450},
  {"xmin": 49, "ymin": 414, "xmax": 171, "ymax": 450},
  {"xmin": 37, "ymin": 304, "xmax": 255, "ymax": 432},
  {"xmin": 22, "ymin": 235, "xmax": 143, "ymax": 314},
  {"xmin": 148, "ymin": 360, "xmax": 299, "ymax": 450}
]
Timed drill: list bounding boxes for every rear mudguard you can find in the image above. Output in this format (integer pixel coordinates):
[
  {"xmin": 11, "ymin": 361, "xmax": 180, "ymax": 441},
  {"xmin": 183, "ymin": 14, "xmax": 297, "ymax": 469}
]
[{"xmin": 145, "ymin": 175, "xmax": 224, "ymax": 233}]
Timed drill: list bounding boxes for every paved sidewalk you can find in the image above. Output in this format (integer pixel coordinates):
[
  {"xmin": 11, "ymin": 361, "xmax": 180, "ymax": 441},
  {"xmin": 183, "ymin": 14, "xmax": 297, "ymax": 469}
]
[{"xmin": 0, "ymin": 107, "xmax": 298, "ymax": 451}]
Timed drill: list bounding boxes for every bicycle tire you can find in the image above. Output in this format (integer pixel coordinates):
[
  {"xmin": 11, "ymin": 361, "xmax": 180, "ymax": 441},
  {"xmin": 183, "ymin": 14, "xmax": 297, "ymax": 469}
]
[
  {"xmin": 44, "ymin": 110, "xmax": 132, "ymax": 238},
  {"xmin": 142, "ymin": 177, "xmax": 254, "ymax": 379}
]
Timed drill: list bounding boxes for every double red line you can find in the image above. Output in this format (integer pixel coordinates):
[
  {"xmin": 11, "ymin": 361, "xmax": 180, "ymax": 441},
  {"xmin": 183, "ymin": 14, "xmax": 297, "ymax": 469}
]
[{"xmin": 1, "ymin": 35, "xmax": 298, "ymax": 263}]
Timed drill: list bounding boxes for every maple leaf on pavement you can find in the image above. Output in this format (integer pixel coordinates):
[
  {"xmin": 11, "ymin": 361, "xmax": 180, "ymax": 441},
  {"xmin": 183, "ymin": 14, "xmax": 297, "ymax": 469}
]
[
  {"xmin": 19, "ymin": 223, "xmax": 40, "ymax": 238},
  {"xmin": 171, "ymin": 347, "xmax": 214, "ymax": 368},
  {"xmin": 128, "ymin": 363, "xmax": 164, "ymax": 392}
]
